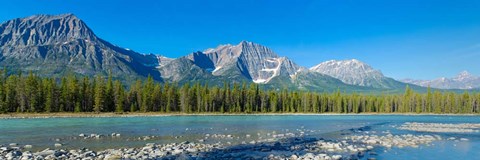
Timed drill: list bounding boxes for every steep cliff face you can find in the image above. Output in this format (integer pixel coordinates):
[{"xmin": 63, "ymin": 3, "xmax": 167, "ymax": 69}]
[
  {"xmin": 0, "ymin": 14, "xmax": 95, "ymax": 47},
  {"xmin": 187, "ymin": 41, "xmax": 304, "ymax": 83},
  {"xmin": 0, "ymin": 13, "xmax": 162, "ymax": 81}
]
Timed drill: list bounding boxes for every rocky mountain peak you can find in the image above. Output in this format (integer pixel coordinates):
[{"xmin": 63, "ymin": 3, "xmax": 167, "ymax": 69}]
[
  {"xmin": 188, "ymin": 41, "xmax": 302, "ymax": 84},
  {"xmin": 310, "ymin": 59, "xmax": 389, "ymax": 87},
  {"xmin": 454, "ymin": 70, "xmax": 476, "ymax": 81},
  {"xmin": 239, "ymin": 40, "xmax": 261, "ymax": 48},
  {"xmin": 0, "ymin": 13, "xmax": 163, "ymax": 81},
  {"xmin": 0, "ymin": 13, "xmax": 95, "ymax": 47},
  {"xmin": 311, "ymin": 59, "xmax": 380, "ymax": 74}
]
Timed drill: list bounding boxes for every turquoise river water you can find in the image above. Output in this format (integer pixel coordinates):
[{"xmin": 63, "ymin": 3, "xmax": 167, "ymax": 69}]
[{"xmin": 0, "ymin": 115, "xmax": 479, "ymax": 159}]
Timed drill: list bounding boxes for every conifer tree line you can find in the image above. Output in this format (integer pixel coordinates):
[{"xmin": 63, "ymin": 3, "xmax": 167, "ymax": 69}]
[{"xmin": 0, "ymin": 71, "xmax": 479, "ymax": 114}]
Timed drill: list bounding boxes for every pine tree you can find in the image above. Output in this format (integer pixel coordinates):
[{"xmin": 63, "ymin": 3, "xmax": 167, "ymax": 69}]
[
  {"xmin": 93, "ymin": 76, "xmax": 105, "ymax": 113},
  {"xmin": 426, "ymin": 86, "xmax": 433, "ymax": 112},
  {"xmin": 269, "ymin": 91, "xmax": 278, "ymax": 113},
  {"xmin": 141, "ymin": 75, "xmax": 154, "ymax": 112},
  {"xmin": 165, "ymin": 83, "xmax": 173, "ymax": 112},
  {"xmin": 180, "ymin": 83, "xmax": 190, "ymax": 113},
  {"xmin": 44, "ymin": 78, "xmax": 55, "ymax": 112},
  {"xmin": 80, "ymin": 77, "xmax": 92, "ymax": 112},
  {"xmin": 0, "ymin": 70, "xmax": 5, "ymax": 113},
  {"xmin": 415, "ymin": 93, "xmax": 422, "ymax": 113},
  {"xmin": 105, "ymin": 73, "xmax": 114, "ymax": 112},
  {"xmin": 25, "ymin": 72, "xmax": 40, "ymax": 112},
  {"xmin": 67, "ymin": 75, "xmax": 80, "ymax": 112},
  {"xmin": 402, "ymin": 85, "xmax": 413, "ymax": 113},
  {"xmin": 152, "ymin": 84, "xmax": 162, "ymax": 112},
  {"xmin": 59, "ymin": 77, "xmax": 68, "ymax": 112},
  {"xmin": 335, "ymin": 90, "xmax": 342, "ymax": 113},
  {"xmin": 114, "ymin": 80, "xmax": 125, "ymax": 113},
  {"xmin": 16, "ymin": 73, "xmax": 27, "ymax": 112},
  {"xmin": 5, "ymin": 76, "xmax": 17, "ymax": 112},
  {"xmin": 462, "ymin": 91, "xmax": 471, "ymax": 113}
]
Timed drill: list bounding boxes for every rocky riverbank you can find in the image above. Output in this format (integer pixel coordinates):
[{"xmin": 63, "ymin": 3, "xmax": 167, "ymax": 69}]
[
  {"xmin": 0, "ymin": 139, "xmax": 370, "ymax": 160},
  {"xmin": 1, "ymin": 130, "xmax": 460, "ymax": 160},
  {"xmin": 398, "ymin": 122, "xmax": 480, "ymax": 133}
]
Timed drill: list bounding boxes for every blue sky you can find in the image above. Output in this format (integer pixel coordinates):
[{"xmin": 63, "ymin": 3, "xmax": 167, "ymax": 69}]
[{"xmin": 1, "ymin": 0, "xmax": 480, "ymax": 80}]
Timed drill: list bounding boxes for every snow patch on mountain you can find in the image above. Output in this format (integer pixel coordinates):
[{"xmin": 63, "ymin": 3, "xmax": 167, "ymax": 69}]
[
  {"xmin": 254, "ymin": 58, "xmax": 282, "ymax": 84},
  {"xmin": 190, "ymin": 41, "xmax": 303, "ymax": 84},
  {"xmin": 212, "ymin": 66, "xmax": 222, "ymax": 73}
]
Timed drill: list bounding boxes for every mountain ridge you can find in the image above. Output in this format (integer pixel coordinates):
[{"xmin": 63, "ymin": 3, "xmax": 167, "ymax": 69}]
[
  {"xmin": 401, "ymin": 71, "xmax": 480, "ymax": 89},
  {"xmin": 0, "ymin": 13, "xmax": 450, "ymax": 93}
]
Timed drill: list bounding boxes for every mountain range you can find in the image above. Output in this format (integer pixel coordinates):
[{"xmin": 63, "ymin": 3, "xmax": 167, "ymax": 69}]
[
  {"xmin": 401, "ymin": 71, "xmax": 480, "ymax": 89},
  {"xmin": 0, "ymin": 13, "xmax": 473, "ymax": 92}
]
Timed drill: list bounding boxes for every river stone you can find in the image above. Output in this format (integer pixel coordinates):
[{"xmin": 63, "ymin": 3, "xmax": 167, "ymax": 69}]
[
  {"xmin": 366, "ymin": 139, "xmax": 377, "ymax": 144},
  {"xmin": 0, "ymin": 146, "xmax": 8, "ymax": 152},
  {"xmin": 84, "ymin": 151, "xmax": 96, "ymax": 157},
  {"xmin": 186, "ymin": 148, "xmax": 198, "ymax": 153},
  {"xmin": 5, "ymin": 153, "xmax": 14, "ymax": 159},
  {"xmin": 366, "ymin": 145, "xmax": 374, "ymax": 150},
  {"xmin": 154, "ymin": 151, "xmax": 168, "ymax": 157},
  {"xmin": 172, "ymin": 149, "xmax": 183, "ymax": 155},
  {"xmin": 54, "ymin": 143, "xmax": 62, "ymax": 147},
  {"xmin": 45, "ymin": 155, "xmax": 56, "ymax": 159},
  {"xmin": 304, "ymin": 153, "xmax": 315, "ymax": 158},
  {"xmin": 332, "ymin": 155, "xmax": 342, "ymax": 160},
  {"xmin": 290, "ymin": 154, "xmax": 298, "ymax": 159},
  {"xmin": 36, "ymin": 149, "xmax": 55, "ymax": 157}
]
